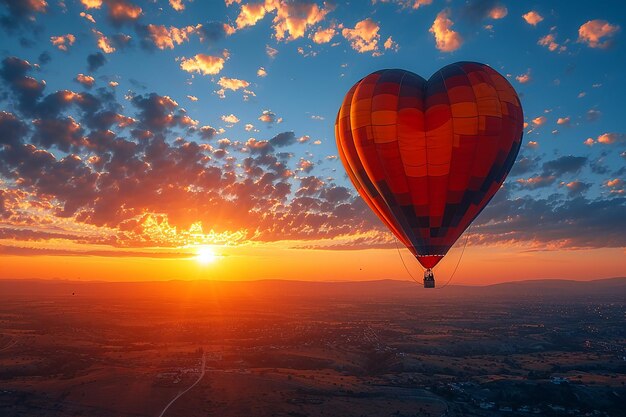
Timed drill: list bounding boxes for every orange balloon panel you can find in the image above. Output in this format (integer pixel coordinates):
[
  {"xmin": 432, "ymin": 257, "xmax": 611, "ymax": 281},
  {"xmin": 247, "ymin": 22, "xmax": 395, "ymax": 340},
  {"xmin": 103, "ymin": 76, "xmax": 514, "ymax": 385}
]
[{"xmin": 335, "ymin": 62, "xmax": 523, "ymax": 269}]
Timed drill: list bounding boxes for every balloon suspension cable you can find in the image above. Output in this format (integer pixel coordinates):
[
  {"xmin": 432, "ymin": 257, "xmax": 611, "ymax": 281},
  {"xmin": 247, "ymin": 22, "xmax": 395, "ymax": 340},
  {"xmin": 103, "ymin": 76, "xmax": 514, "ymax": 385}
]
[
  {"xmin": 395, "ymin": 240, "xmax": 422, "ymax": 284},
  {"xmin": 395, "ymin": 224, "xmax": 472, "ymax": 289}
]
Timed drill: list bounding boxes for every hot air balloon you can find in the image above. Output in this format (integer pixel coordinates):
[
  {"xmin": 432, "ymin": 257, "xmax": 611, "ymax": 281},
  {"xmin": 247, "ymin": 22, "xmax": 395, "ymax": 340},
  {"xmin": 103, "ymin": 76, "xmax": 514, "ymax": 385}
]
[{"xmin": 335, "ymin": 62, "xmax": 523, "ymax": 288}]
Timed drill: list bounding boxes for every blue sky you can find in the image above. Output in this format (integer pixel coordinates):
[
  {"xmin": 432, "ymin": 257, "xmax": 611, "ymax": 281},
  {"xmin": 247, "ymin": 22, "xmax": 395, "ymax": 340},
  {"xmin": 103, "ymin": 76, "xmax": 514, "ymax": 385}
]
[{"xmin": 0, "ymin": 0, "xmax": 624, "ymax": 271}]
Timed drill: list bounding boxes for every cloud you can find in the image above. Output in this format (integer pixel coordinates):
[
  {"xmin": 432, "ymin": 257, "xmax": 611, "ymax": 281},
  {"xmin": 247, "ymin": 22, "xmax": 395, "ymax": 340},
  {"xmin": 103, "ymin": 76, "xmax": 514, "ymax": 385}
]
[
  {"xmin": 32, "ymin": 116, "xmax": 84, "ymax": 151},
  {"xmin": 298, "ymin": 158, "xmax": 314, "ymax": 173},
  {"xmin": 460, "ymin": 0, "xmax": 507, "ymax": 23},
  {"xmin": 561, "ymin": 181, "xmax": 591, "ymax": 197},
  {"xmin": 75, "ymin": 73, "xmax": 95, "ymax": 88},
  {"xmin": 342, "ymin": 18, "xmax": 380, "ymax": 53},
  {"xmin": 516, "ymin": 175, "xmax": 556, "ymax": 189},
  {"xmin": 429, "ymin": 9, "xmax": 463, "ymax": 52},
  {"xmin": 221, "ymin": 114, "xmax": 240, "ymax": 124},
  {"xmin": 578, "ymin": 19, "xmax": 620, "ymax": 48},
  {"xmin": 266, "ymin": 44, "xmax": 279, "ymax": 58},
  {"xmin": 0, "ymin": 56, "xmax": 46, "ymax": 115},
  {"xmin": 92, "ymin": 29, "xmax": 116, "ymax": 53},
  {"xmin": 516, "ymin": 70, "xmax": 531, "ymax": 84},
  {"xmin": 383, "ymin": 36, "xmax": 398, "ymax": 51},
  {"xmin": 105, "ymin": 0, "xmax": 142, "ymax": 26},
  {"xmin": 596, "ymin": 132, "xmax": 625, "ymax": 145},
  {"xmin": 80, "ymin": 11, "xmax": 96, "ymax": 23},
  {"xmin": 236, "ymin": 2, "xmax": 267, "ymax": 29},
  {"xmin": 130, "ymin": 93, "xmax": 192, "ymax": 131},
  {"xmin": 80, "ymin": 0, "xmax": 102, "ymax": 8},
  {"xmin": 179, "ymin": 54, "xmax": 226, "ymax": 75},
  {"xmin": 532, "ymin": 116, "xmax": 546, "ymax": 126},
  {"xmin": 169, "ymin": 0, "xmax": 185, "ymax": 11},
  {"xmin": 0, "ymin": 111, "xmax": 28, "ymax": 147},
  {"xmin": 0, "ymin": 0, "xmax": 47, "ymax": 31},
  {"xmin": 606, "ymin": 178, "xmax": 623, "ymax": 188},
  {"xmin": 556, "ymin": 116, "xmax": 570, "ymax": 126},
  {"xmin": 268, "ymin": 0, "xmax": 330, "ymax": 41},
  {"xmin": 50, "ymin": 34, "xmax": 76, "ymax": 51},
  {"xmin": 541, "ymin": 155, "xmax": 587, "ymax": 176},
  {"xmin": 538, "ymin": 33, "xmax": 565, "ymax": 52},
  {"xmin": 215, "ymin": 77, "xmax": 250, "ymax": 98},
  {"xmin": 488, "ymin": 5, "xmax": 507, "ymax": 19},
  {"xmin": 510, "ymin": 156, "xmax": 539, "ymax": 177},
  {"xmin": 198, "ymin": 125, "xmax": 217, "ymax": 140},
  {"xmin": 258, "ymin": 109, "xmax": 281, "ymax": 124},
  {"xmin": 233, "ymin": 1, "xmax": 331, "ymax": 41},
  {"xmin": 522, "ymin": 10, "xmax": 543, "ymax": 26},
  {"xmin": 146, "ymin": 24, "xmax": 200, "ymax": 49},
  {"xmin": 586, "ymin": 109, "xmax": 601, "ymax": 121},
  {"xmin": 475, "ymin": 191, "xmax": 626, "ymax": 249},
  {"xmin": 86, "ymin": 52, "xmax": 107, "ymax": 73},
  {"xmin": 269, "ymin": 131, "xmax": 296, "ymax": 147},
  {"xmin": 257, "ymin": 67, "xmax": 267, "ymax": 77},
  {"xmin": 311, "ymin": 26, "xmax": 336, "ymax": 43}
]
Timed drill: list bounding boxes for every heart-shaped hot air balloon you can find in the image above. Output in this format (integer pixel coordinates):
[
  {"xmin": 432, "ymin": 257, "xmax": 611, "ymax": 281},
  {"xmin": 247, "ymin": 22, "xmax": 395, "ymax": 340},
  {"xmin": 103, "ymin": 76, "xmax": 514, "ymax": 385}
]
[{"xmin": 335, "ymin": 62, "xmax": 523, "ymax": 287}]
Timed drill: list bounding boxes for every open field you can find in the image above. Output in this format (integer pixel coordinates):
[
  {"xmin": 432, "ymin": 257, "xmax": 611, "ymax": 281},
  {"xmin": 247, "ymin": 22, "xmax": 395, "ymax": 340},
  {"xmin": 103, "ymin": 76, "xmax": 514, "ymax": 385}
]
[{"xmin": 0, "ymin": 278, "xmax": 624, "ymax": 417}]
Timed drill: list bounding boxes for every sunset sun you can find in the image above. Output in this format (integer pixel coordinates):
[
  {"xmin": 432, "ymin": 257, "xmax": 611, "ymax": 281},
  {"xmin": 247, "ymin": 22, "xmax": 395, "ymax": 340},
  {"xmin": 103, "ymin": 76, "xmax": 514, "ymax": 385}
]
[{"xmin": 195, "ymin": 247, "xmax": 217, "ymax": 264}]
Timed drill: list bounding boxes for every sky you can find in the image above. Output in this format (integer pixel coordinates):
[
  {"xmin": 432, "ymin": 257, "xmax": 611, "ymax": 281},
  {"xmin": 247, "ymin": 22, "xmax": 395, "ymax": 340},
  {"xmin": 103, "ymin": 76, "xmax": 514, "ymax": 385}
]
[{"xmin": 0, "ymin": 0, "xmax": 624, "ymax": 284}]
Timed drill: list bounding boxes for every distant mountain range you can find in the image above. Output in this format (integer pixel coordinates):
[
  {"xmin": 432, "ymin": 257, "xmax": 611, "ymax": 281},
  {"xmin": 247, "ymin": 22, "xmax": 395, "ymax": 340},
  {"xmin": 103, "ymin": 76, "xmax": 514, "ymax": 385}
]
[{"xmin": 0, "ymin": 277, "xmax": 624, "ymax": 301}]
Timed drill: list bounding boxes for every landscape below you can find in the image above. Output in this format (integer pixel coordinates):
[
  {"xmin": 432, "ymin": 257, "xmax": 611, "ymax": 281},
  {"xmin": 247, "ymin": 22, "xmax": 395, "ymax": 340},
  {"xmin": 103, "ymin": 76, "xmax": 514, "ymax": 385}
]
[{"xmin": 0, "ymin": 278, "xmax": 624, "ymax": 417}]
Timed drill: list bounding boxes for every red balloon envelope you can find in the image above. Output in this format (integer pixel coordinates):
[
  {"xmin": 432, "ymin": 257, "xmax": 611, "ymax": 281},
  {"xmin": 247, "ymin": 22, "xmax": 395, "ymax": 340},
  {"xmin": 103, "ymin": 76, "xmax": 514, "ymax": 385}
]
[{"xmin": 335, "ymin": 62, "xmax": 523, "ymax": 269}]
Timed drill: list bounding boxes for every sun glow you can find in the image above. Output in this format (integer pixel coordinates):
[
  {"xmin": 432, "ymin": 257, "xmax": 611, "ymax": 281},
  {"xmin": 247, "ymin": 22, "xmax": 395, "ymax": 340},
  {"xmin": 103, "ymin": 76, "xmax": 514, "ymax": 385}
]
[{"xmin": 195, "ymin": 246, "xmax": 217, "ymax": 264}]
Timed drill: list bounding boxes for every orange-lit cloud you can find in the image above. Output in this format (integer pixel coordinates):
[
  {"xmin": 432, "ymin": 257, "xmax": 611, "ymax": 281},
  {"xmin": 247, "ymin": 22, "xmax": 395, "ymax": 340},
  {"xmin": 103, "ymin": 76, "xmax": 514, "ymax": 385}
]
[
  {"xmin": 236, "ymin": 2, "xmax": 267, "ymax": 29},
  {"xmin": 556, "ymin": 117, "xmax": 570, "ymax": 125},
  {"xmin": 179, "ymin": 54, "xmax": 226, "ymax": 75},
  {"xmin": 522, "ymin": 10, "xmax": 543, "ymax": 26},
  {"xmin": 516, "ymin": 70, "xmax": 531, "ymax": 84},
  {"xmin": 221, "ymin": 113, "xmax": 240, "ymax": 124},
  {"xmin": 50, "ymin": 34, "xmax": 76, "ymax": 51},
  {"xmin": 532, "ymin": 116, "xmax": 546, "ymax": 126},
  {"xmin": 80, "ymin": 0, "xmax": 102, "ymax": 8},
  {"xmin": 578, "ymin": 19, "xmax": 620, "ymax": 48},
  {"xmin": 597, "ymin": 132, "xmax": 625, "ymax": 145},
  {"xmin": 606, "ymin": 178, "xmax": 623, "ymax": 188},
  {"xmin": 75, "ymin": 73, "xmax": 95, "ymax": 88},
  {"xmin": 217, "ymin": 77, "xmax": 250, "ymax": 91},
  {"xmin": 215, "ymin": 77, "xmax": 251, "ymax": 98},
  {"xmin": 342, "ymin": 18, "xmax": 380, "ymax": 53},
  {"xmin": 383, "ymin": 36, "xmax": 398, "ymax": 51},
  {"xmin": 516, "ymin": 175, "xmax": 555, "ymax": 189},
  {"xmin": 92, "ymin": 29, "xmax": 116, "ymax": 53},
  {"xmin": 233, "ymin": 1, "xmax": 331, "ymax": 41},
  {"xmin": 146, "ymin": 24, "xmax": 200, "ymax": 49},
  {"xmin": 538, "ymin": 32, "xmax": 565, "ymax": 52},
  {"xmin": 257, "ymin": 67, "xmax": 267, "ymax": 77},
  {"xmin": 258, "ymin": 109, "xmax": 281, "ymax": 124},
  {"xmin": 429, "ymin": 9, "xmax": 463, "ymax": 52},
  {"xmin": 80, "ymin": 11, "xmax": 96, "ymax": 23},
  {"xmin": 488, "ymin": 5, "xmax": 507, "ymax": 19},
  {"xmin": 311, "ymin": 26, "xmax": 336, "ymax": 44},
  {"xmin": 106, "ymin": 0, "xmax": 142, "ymax": 24},
  {"xmin": 169, "ymin": 0, "xmax": 185, "ymax": 11},
  {"xmin": 268, "ymin": 0, "xmax": 330, "ymax": 41}
]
